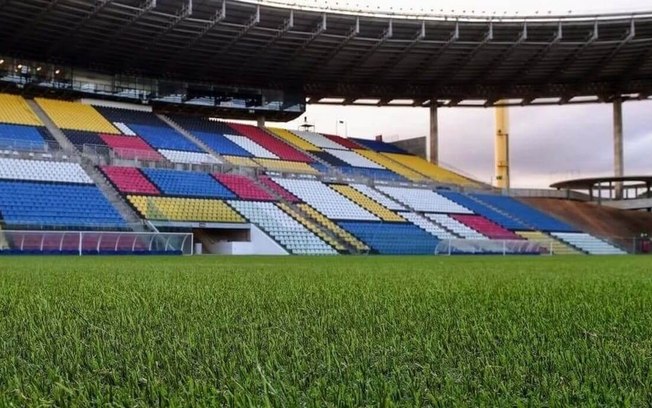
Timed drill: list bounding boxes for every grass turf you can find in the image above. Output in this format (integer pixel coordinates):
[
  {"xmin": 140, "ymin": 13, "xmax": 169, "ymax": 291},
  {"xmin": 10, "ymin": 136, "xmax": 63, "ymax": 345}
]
[{"xmin": 0, "ymin": 255, "xmax": 651, "ymax": 406}]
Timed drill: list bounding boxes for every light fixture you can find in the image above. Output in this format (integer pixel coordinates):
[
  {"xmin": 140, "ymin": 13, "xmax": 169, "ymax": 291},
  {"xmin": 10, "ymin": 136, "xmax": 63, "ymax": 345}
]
[
  {"xmin": 0, "ymin": 59, "xmax": 4, "ymax": 65},
  {"xmin": 17, "ymin": 64, "xmax": 22, "ymax": 69},
  {"xmin": 55, "ymin": 69, "xmax": 61, "ymax": 75},
  {"xmin": 36, "ymin": 66, "xmax": 42, "ymax": 71}
]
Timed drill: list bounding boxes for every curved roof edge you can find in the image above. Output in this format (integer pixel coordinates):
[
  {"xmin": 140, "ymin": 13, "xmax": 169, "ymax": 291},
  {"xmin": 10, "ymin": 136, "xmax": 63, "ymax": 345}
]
[{"xmin": 239, "ymin": 0, "xmax": 652, "ymax": 22}]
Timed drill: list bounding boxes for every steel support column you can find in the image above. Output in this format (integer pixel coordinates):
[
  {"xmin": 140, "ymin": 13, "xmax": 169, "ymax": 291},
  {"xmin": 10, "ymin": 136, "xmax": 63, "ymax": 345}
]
[
  {"xmin": 257, "ymin": 116, "xmax": 265, "ymax": 128},
  {"xmin": 427, "ymin": 103, "xmax": 439, "ymax": 164},
  {"xmin": 613, "ymin": 98, "xmax": 624, "ymax": 199}
]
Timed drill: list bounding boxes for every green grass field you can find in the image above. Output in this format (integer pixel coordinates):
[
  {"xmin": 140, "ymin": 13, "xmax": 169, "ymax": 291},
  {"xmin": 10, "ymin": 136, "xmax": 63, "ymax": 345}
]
[{"xmin": 1, "ymin": 255, "xmax": 651, "ymax": 406}]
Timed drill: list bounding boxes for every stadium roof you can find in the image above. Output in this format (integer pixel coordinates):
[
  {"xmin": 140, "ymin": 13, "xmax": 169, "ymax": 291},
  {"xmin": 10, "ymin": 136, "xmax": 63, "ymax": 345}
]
[{"xmin": 2, "ymin": 0, "xmax": 652, "ymax": 107}]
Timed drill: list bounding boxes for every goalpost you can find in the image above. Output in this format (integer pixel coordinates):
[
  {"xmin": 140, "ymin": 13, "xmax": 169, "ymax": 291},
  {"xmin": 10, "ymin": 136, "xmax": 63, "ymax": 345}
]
[
  {"xmin": 434, "ymin": 239, "xmax": 553, "ymax": 256},
  {"xmin": 0, "ymin": 230, "xmax": 194, "ymax": 256}
]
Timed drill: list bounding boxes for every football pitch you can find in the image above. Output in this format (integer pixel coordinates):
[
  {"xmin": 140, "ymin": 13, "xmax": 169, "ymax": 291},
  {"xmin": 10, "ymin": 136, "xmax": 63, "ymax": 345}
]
[{"xmin": 1, "ymin": 255, "xmax": 651, "ymax": 406}]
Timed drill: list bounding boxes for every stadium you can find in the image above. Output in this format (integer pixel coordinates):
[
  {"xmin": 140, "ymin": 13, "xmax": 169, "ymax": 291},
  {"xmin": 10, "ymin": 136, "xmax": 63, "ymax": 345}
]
[{"xmin": 1, "ymin": 0, "xmax": 652, "ymax": 405}]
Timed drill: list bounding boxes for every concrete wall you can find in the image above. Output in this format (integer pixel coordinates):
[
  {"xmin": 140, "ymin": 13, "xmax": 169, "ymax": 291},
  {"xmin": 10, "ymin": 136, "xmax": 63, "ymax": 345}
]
[{"xmin": 391, "ymin": 137, "xmax": 426, "ymax": 159}]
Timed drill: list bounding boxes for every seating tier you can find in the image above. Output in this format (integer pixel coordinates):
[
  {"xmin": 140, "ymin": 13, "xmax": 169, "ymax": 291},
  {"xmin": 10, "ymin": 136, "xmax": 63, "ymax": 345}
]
[
  {"xmin": 400, "ymin": 212, "xmax": 457, "ymax": 240},
  {"xmin": 382, "ymin": 153, "xmax": 477, "ymax": 186},
  {"xmin": 128, "ymin": 196, "xmax": 244, "ymax": 223},
  {"xmin": 224, "ymin": 134, "xmax": 279, "ymax": 159},
  {"xmin": 254, "ymin": 159, "xmax": 319, "ymax": 175},
  {"xmin": 257, "ymin": 176, "xmax": 300, "ymax": 202},
  {"xmin": 229, "ymin": 201, "xmax": 336, "ymax": 255},
  {"xmin": 472, "ymin": 194, "xmax": 577, "ymax": 232},
  {"xmin": 297, "ymin": 204, "xmax": 369, "ymax": 252},
  {"xmin": 141, "ymin": 168, "xmax": 235, "ymax": 199},
  {"xmin": 551, "ymin": 232, "xmax": 626, "ymax": 255},
  {"xmin": 438, "ymin": 191, "xmax": 528, "ymax": 231},
  {"xmin": 349, "ymin": 184, "xmax": 407, "ymax": 211},
  {"xmin": 424, "ymin": 214, "xmax": 487, "ymax": 240},
  {"xmin": 228, "ymin": 123, "xmax": 312, "ymax": 162},
  {"xmin": 0, "ymin": 158, "xmax": 93, "ymax": 184},
  {"xmin": 101, "ymin": 166, "xmax": 160, "ymax": 195},
  {"xmin": 337, "ymin": 221, "xmax": 439, "ymax": 255},
  {"xmin": 377, "ymin": 186, "xmax": 472, "ymax": 214},
  {"xmin": 35, "ymin": 98, "xmax": 119, "ymax": 133},
  {"xmin": 0, "ymin": 94, "xmax": 42, "ymax": 126},
  {"xmin": 128, "ymin": 124, "xmax": 204, "ymax": 153},
  {"xmin": 273, "ymin": 178, "xmax": 377, "ymax": 221},
  {"xmin": 330, "ymin": 184, "xmax": 404, "ymax": 222},
  {"xmin": 267, "ymin": 128, "xmax": 320, "ymax": 151},
  {"xmin": 213, "ymin": 173, "xmax": 275, "ymax": 201},
  {"xmin": 516, "ymin": 231, "xmax": 581, "ymax": 255},
  {"xmin": 291, "ymin": 130, "xmax": 346, "ymax": 150},
  {"xmin": 354, "ymin": 150, "xmax": 426, "ymax": 182},
  {"xmin": 451, "ymin": 214, "xmax": 523, "ymax": 240},
  {"xmin": 0, "ymin": 181, "xmax": 125, "ymax": 228},
  {"xmin": 0, "ymin": 124, "xmax": 51, "ymax": 151},
  {"xmin": 276, "ymin": 203, "xmax": 344, "ymax": 252},
  {"xmin": 99, "ymin": 134, "xmax": 165, "ymax": 161}
]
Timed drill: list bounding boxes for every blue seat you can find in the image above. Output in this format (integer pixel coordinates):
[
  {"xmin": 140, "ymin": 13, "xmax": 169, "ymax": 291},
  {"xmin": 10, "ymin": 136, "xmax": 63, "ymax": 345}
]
[
  {"xmin": 142, "ymin": 168, "xmax": 236, "ymax": 198},
  {"xmin": 0, "ymin": 124, "xmax": 49, "ymax": 151},
  {"xmin": 439, "ymin": 191, "xmax": 529, "ymax": 231},
  {"xmin": 193, "ymin": 131, "xmax": 253, "ymax": 157},
  {"xmin": 471, "ymin": 194, "xmax": 577, "ymax": 232},
  {"xmin": 349, "ymin": 138, "xmax": 407, "ymax": 154},
  {"xmin": 0, "ymin": 181, "xmax": 126, "ymax": 228},
  {"xmin": 337, "ymin": 221, "xmax": 439, "ymax": 255},
  {"xmin": 128, "ymin": 124, "xmax": 203, "ymax": 153}
]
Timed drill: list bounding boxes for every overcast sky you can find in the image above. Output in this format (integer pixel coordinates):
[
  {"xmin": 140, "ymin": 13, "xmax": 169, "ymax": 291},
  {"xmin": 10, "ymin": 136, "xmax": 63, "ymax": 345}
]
[{"xmin": 257, "ymin": 0, "xmax": 652, "ymax": 188}]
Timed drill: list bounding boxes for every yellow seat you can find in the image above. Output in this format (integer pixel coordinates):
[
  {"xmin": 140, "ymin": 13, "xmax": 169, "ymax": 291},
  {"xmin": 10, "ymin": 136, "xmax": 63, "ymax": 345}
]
[
  {"xmin": 267, "ymin": 128, "xmax": 321, "ymax": 151},
  {"xmin": 224, "ymin": 156, "xmax": 261, "ymax": 169},
  {"xmin": 330, "ymin": 184, "xmax": 404, "ymax": 222},
  {"xmin": 128, "ymin": 196, "xmax": 245, "ymax": 223},
  {"xmin": 0, "ymin": 94, "xmax": 42, "ymax": 126},
  {"xmin": 516, "ymin": 231, "xmax": 582, "ymax": 255},
  {"xmin": 353, "ymin": 149, "xmax": 427, "ymax": 182},
  {"xmin": 381, "ymin": 153, "xmax": 480, "ymax": 187},
  {"xmin": 254, "ymin": 158, "xmax": 319, "ymax": 175},
  {"xmin": 297, "ymin": 204, "xmax": 369, "ymax": 251},
  {"xmin": 35, "ymin": 98, "xmax": 119, "ymax": 133}
]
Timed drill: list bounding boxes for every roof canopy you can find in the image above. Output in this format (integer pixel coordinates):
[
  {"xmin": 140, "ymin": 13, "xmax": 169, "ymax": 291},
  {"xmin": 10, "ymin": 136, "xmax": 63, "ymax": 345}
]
[{"xmin": 2, "ymin": 0, "xmax": 652, "ymax": 106}]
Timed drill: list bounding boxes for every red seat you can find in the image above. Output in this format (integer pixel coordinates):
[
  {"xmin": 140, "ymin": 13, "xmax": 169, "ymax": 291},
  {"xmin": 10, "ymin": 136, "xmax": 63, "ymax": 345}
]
[
  {"xmin": 213, "ymin": 173, "xmax": 275, "ymax": 201},
  {"xmin": 257, "ymin": 175, "xmax": 301, "ymax": 203},
  {"xmin": 100, "ymin": 134, "xmax": 165, "ymax": 162},
  {"xmin": 451, "ymin": 214, "xmax": 523, "ymax": 240},
  {"xmin": 227, "ymin": 123, "xmax": 313, "ymax": 162},
  {"xmin": 101, "ymin": 166, "xmax": 160, "ymax": 195}
]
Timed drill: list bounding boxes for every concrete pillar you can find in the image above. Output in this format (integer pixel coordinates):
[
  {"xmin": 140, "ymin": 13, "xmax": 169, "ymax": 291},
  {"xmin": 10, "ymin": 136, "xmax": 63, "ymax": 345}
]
[
  {"xmin": 257, "ymin": 116, "xmax": 266, "ymax": 128},
  {"xmin": 494, "ymin": 105, "xmax": 510, "ymax": 189},
  {"xmin": 613, "ymin": 99, "xmax": 624, "ymax": 199},
  {"xmin": 427, "ymin": 103, "xmax": 439, "ymax": 164}
]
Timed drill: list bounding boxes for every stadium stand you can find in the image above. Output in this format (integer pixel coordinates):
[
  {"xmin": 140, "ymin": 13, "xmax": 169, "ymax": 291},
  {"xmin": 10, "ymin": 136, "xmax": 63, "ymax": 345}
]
[
  {"xmin": 471, "ymin": 194, "xmax": 577, "ymax": 232},
  {"xmin": 141, "ymin": 168, "xmax": 235, "ymax": 199},
  {"xmin": 267, "ymin": 128, "xmax": 320, "ymax": 151},
  {"xmin": 337, "ymin": 222, "xmax": 439, "ymax": 255},
  {"xmin": 291, "ymin": 130, "xmax": 348, "ymax": 150},
  {"xmin": 377, "ymin": 186, "xmax": 472, "ymax": 214},
  {"xmin": 349, "ymin": 184, "xmax": 407, "ymax": 211},
  {"xmin": 273, "ymin": 178, "xmax": 378, "ymax": 220},
  {"xmin": 330, "ymin": 185, "xmax": 404, "ymax": 222},
  {"xmin": 551, "ymin": 232, "xmax": 626, "ymax": 255},
  {"xmin": 128, "ymin": 196, "xmax": 244, "ymax": 223},
  {"xmin": 349, "ymin": 138, "xmax": 407, "ymax": 154},
  {"xmin": 254, "ymin": 159, "xmax": 319, "ymax": 175},
  {"xmin": 0, "ymin": 94, "xmax": 42, "ymax": 126},
  {"xmin": 516, "ymin": 231, "xmax": 581, "ymax": 255},
  {"xmin": 0, "ymin": 124, "xmax": 53, "ymax": 151},
  {"xmin": 0, "ymin": 158, "xmax": 92, "ymax": 184},
  {"xmin": 276, "ymin": 203, "xmax": 345, "ymax": 252},
  {"xmin": 213, "ymin": 173, "xmax": 275, "ymax": 201},
  {"xmin": 128, "ymin": 124, "xmax": 204, "ymax": 153},
  {"xmin": 257, "ymin": 176, "xmax": 301, "ymax": 202},
  {"xmin": 354, "ymin": 150, "xmax": 427, "ymax": 181},
  {"xmin": 158, "ymin": 149, "xmax": 220, "ymax": 165},
  {"xmin": 0, "ymin": 180, "xmax": 125, "ymax": 228},
  {"xmin": 424, "ymin": 214, "xmax": 487, "ymax": 240},
  {"xmin": 400, "ymin": 212, "xmax": 458, "ymax": 240},
  {"xmin": 35, "ymin": 98, "xmax": 119, "ymax": 133},
  {"xmin": 296, "ymin": 204, "xmax": 369, "ymax": 252},
  {"xmin": 438, "ymin": 191, "xmax": 528, "ymax": 231},
  {"xmin": 451, "ymin": 214, "xmax": 523, "ymax": 240},
  {"xmin": 228, "ymin": 123, "xmax": 313, "ymax": 162},
  {"xmin": 382, "ymin": 153, "xmax": 477, "ymax": 186},
  {"xmin": 99, "ymin": 134, "xmax": 166, "ymax": 161},
  {"xmin": 101, "ymin": 166, "xmax": 160, "ymax": 195},
  {"xmin": 224, "ymin": 134, "xmax": 279, "ymax": 158},
  {"xmin": 223, "ymin": 156, "xmax": 261, "ymax": 168},
  {"xmin": 229, "ymin": 201, "xmax": 336, "ymax": 255}
]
